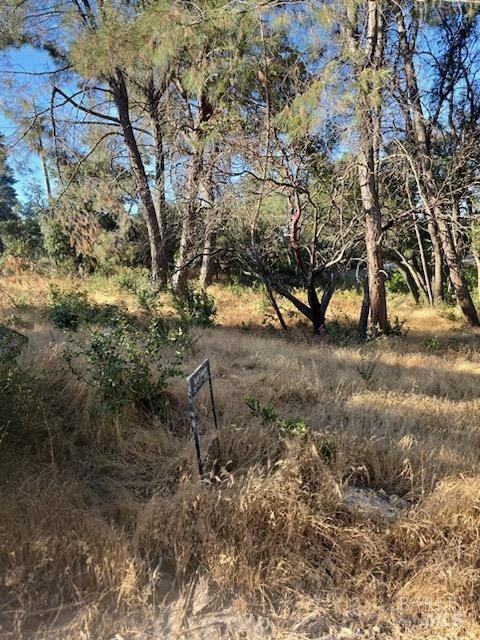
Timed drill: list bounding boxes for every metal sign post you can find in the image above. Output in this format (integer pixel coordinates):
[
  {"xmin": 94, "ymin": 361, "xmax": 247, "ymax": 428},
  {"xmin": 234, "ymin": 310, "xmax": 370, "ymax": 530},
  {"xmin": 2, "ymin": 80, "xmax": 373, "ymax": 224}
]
[{"xmin": 186, "ymin": 358, "xmax": 219, "ymax": 476}]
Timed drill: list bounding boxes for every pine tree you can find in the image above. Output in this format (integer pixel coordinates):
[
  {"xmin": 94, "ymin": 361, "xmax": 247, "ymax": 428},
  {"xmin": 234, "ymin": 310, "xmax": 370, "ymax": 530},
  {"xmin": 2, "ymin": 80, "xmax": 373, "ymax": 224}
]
[{"xmin": 0, "ymin": 135, "xmax": 18, "ymax": 222}]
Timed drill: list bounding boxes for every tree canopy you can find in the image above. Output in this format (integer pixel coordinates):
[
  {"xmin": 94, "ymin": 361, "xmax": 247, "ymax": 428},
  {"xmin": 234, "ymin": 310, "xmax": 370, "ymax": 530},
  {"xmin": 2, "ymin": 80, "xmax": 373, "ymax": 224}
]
[{"xmin": 2, "ymin": 0, "xmax": 480, "ymax": 331}]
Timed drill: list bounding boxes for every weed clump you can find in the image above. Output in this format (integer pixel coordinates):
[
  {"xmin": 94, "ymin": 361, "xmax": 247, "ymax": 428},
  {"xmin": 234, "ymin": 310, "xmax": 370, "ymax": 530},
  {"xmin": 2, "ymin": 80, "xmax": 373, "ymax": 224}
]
[
  {"xmin": 0, "ymin": 362, "xmax": 44, "ymax": 447},
  {"xmin": 245, "ymin": 395, "xmax": 309, "ymax": 437}
]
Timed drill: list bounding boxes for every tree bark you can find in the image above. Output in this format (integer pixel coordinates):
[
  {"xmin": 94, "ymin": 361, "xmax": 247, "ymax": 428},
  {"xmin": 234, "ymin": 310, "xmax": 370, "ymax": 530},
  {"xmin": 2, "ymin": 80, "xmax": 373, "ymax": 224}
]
[
  {"xmin": 429, "ymin": 219, "xmax": 444, "ymax": 302},
  {"xmin": 346, "ymin": 0, "xmax": 389, "ymax": 334},
  {"xmin": 358, "ymin": 276, "xmax": 370, "ymax": 340},
  {"xmin": 199, "ymin": 164, "xmax": 217, "ymax": 289},
  {"xmin": 267, "ymin": 271, "xmax": 335, "ymax": 335},
  {"xmin": 307, "ymin": 270, "xmax": 336, "ymax": 334},
  {"xmin": 264, "ymin": 280, "xmax": 288, "ymax": 331},
  {"xmin": 147, "ymin": 82, "xmax": 170, "ymax": 282},
  {"xmin": 172, "ymin": 84, "xmax": 213, "ymax": 292},
  {"xmin": 172, "ymin": 148, "xmax": 203, "ymax": 292},
  {"xmin": 199, "ymin": 230, "xmax": 216, "ymax": 289},
  {"xmin": 413, "ymin": 218, "xmax": 434, "ymax": 305},
  {"xmin": 392, "ymin": 249, "xmax": 428, "ymax": 302},
  {"xmin": 110, "ymin": 71, "xmax": 164, "ymax": 284},
  {"xmin": 435, "ymin": 205, "xmax": 479, "ymax": 325},
  {"xmin": 37, "ymin": 129, "xmax": 52, "ymax": 200},
  {"xmin": 358, "ymin": 144, "xmax": 388, "ymax": 333}
]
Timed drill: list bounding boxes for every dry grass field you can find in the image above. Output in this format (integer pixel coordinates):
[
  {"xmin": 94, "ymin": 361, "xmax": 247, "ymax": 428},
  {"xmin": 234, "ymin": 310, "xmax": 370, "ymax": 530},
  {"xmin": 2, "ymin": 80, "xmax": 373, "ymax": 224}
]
[{"xmin": 1, "ymin": 273, "xmax": 480, "ymax": 639}]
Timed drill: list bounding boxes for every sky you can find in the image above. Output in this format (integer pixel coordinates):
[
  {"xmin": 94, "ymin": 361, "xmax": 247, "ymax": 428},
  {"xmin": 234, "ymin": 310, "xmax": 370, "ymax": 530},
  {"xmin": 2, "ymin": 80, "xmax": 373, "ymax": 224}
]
[{"xmin": 0, "ymin": 45, "xmax": 55, "ymax": 203}]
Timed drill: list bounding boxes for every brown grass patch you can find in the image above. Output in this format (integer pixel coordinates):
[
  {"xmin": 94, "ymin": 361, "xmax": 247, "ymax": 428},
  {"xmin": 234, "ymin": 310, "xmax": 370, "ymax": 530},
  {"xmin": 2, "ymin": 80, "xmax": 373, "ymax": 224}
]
[{"xmin": 2, "ymin": 274, "xmax": 480, "ymax": 638}]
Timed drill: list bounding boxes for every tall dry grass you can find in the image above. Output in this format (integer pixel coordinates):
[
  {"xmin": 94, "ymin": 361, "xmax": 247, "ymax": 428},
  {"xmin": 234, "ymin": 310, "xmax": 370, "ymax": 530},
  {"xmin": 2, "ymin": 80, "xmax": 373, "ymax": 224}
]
[{"xmin": 1, "ymin": 274, "xmax": 480, "ymax": 638}]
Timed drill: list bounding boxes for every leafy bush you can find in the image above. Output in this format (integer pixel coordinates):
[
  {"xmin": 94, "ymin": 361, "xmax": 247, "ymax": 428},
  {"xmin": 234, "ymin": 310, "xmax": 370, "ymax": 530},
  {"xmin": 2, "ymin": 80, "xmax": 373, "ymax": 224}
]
[
  {"xmin": 366, "ymin": 316, "xmax": 407, "ymax": 340},
  {"xmin": 315, "ymin": 432, "xmax": 336, "ymax": 462},
  {"xmin": 245, "ymin": 395, "xmax": 278, "ymax": 423},
  {"xmin": 40, "ymin": 218, "xmax": 76, "ymax": 271},
  {"xmin": 385, "ymin": 270, "xmax": 409, "ymax": 295},
  {"xmin": 64, "ymin": 317, "xmax": 186, "ymax": 413},
  {"xmin": 47, "ymin": 285, "xmax": 124, "ymax": 331},
  {"xmin": 0, "ymin": 217, "xmax": 43, "ymax": 263},
  {"xmin": 388, "ymin": 315, "xmax": 408, "ymax": 338},
  {"xmin": 172, "ymin": 285, "xmax": 216, "ymax": 327},
  {"xmin": 48, "ymin": 286, "xmax": 95, "ymax": 330}
]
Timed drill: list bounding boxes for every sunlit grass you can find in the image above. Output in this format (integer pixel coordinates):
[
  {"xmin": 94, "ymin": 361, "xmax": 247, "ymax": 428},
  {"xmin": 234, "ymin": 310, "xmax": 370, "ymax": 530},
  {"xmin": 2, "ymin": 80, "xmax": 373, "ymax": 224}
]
[{"xmin": 1, "ymin": 273, "xmax": 480, "ymax": 638}]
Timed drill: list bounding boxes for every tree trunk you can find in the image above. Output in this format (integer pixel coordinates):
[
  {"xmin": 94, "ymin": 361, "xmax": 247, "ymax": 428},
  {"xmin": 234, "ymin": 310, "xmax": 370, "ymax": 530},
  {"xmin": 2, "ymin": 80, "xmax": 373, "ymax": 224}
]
[
  {"xmin": 358, "ymin": 276, "xmax": 370, "ymax": 340},
  {"xmin": 434, "ymin": 205, "xmax": 479, "ymax": 325},
  {"xmin": 358, "ymin": 145, "xmax": 388, "ymax": 333},
  {"xmin": 267, "ymin": 271, "xmax": 335, "ymax": 335},
  {"xmin": 264, "ymin": 280, "xmax": 288, "ymax": 331},
  {"xmin": 38, "ymin": 131, "xmax": 52, "ymax": 200},
  {"xmin": 307, "ymin": 270, "xmax": 336, "ymax": 334},
  {"xmin": 392, "ymin": 249, "xmax": 428, "ymax": 302},
  {"xmin": 199, "ymin": 166, "xmax": 216, "ymax": 289},
  {"xmin": 346, "ymin": 0, "xmax": 388, "ymax": 335},
  {"xmin": 199, "ymin": 230, "xmax": 216, "ymax": 289},
  {"xmin": 111, "ymin": 71, "xmax": 164, "ymax": 284},
  {"xmin": 145, "ymin": 73, "xmax": 172, "ymax": 281},
  {"xmin": 429, "ymin": 220, "xmax": 444, "ymax": 302},
  {"xmin": 413, "ymin": 218, "xmax": 434, "ymax": 305},
  {"xmin": 172, "ymin": 148, "xmax": 203, "ymax": 292},
  {"xmin": 149, "ymin": 110, "xmax": 170, "ymax": 281}
]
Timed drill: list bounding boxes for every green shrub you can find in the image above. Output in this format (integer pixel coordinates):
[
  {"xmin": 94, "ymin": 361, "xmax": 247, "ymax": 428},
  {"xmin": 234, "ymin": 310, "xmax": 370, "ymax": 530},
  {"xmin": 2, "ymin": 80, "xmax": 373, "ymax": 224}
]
[
  {"xmin": 365, "ymin": 316, "xmax": 407, "ymax": 340},
  {"xmin": 388, "ymin": 315, "xmax": 408, "ymax": 338},
  {"xmin": 47, "ymin": 286, "xmax": 95, "ymax": 330},
  {"xmin": 463, "ymin": 265, "xmax": 478, "ymax": 296},
  {"xmin": 64, "ymin": 317, "xmax": 186, "ymax": 414},
  {"xmin": 172, "ymin": 285, "xmax": 216, "ymax": 327},
  {"xmin": 315, "ymin": 432, "xmax": 336, "ymax": 462},
  {"xmin": 245, "ymin": 395, "xmax": 278, "ymax": 423},
  {"xmin": 326, "ymin": 318, "xmax": 358, "ymax": 345},
  {"xmin": 385, "ymin": 270, "xmax": 409, "ymax": 295},
  {"xmin": 422, "ymin": 336, "xmax": 441, "ymax": 353},
  {"xmin": 0, "ymin": 218, "xmax": 43, "ymax": 262},
  {"xmin": 40, "ymin": 218, "xmax": 76, "ymax": 271},
  {"xmin": 47, "ymin": 285, "xmax": 125, "ymax": 331}
]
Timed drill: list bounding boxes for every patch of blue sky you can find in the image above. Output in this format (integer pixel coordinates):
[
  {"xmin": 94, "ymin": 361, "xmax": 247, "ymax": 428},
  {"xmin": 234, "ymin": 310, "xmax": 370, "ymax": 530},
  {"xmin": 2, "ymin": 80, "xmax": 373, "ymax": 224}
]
[{"xmin": 0, "ymin": 45, "xmax": 54, "ymax": 202}]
